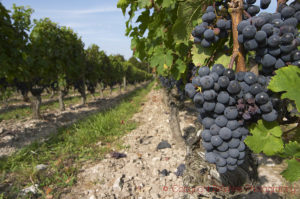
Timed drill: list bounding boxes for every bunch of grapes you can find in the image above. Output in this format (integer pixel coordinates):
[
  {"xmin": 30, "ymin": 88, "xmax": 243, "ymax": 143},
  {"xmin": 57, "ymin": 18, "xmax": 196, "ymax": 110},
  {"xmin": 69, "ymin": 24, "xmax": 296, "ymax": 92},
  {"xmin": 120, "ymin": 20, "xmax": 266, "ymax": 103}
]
[
  {"xmin": 159, "ymin": 75, "xmax": 185, "ymax": 100},
  {"xmin": 238, "ymin": 0, "xmax": 300, "ymax": 75},
  {"xmin": 184, "ymin": 64, "xmax": 278, "ymax": 173},
  {"xmin": 235, "ymin": 71, "xmax": 278, "ymax": 122},
  {"xmin": 192, "ymin": 6, "xmax": 232, "ymax": 48}
]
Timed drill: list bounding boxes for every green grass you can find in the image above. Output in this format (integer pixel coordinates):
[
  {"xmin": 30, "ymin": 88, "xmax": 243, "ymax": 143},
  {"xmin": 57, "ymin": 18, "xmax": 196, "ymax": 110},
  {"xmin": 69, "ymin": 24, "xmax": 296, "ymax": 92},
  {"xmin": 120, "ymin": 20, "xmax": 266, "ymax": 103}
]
[
  {"xmin": 0, "ymin": 85, "xmax": 132, "ymax": 121},
  {"xmin": 0, "ymin": 81, "xmax": 153, "ymax": 199}
]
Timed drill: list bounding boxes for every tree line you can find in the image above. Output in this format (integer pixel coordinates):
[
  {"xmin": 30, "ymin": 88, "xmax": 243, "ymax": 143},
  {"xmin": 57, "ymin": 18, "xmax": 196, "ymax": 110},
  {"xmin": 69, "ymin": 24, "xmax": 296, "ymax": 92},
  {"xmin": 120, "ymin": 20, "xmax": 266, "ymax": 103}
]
[{"xmin": 0, "ymin": 3, "xmax": 152, "ymax": 119}]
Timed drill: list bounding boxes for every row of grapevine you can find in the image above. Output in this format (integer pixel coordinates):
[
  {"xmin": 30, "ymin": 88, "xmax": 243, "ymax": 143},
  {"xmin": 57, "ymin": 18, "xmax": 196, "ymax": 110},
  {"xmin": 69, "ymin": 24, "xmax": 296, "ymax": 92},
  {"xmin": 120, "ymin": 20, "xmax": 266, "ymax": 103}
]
[
  {"xmin": 118, "ymin": 0, "xmax": 300, "ymax": 184},
  {"xmin": 0, "ymin": 3, "xmax": 152, "ymax": 119}
]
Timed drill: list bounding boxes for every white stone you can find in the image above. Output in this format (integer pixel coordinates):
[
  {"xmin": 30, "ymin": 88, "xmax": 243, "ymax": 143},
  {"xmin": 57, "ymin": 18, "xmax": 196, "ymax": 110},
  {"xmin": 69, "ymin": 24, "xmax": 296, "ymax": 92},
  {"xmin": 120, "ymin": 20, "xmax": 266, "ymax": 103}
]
[
  {"xmin": 35, "ymin": 164, "xmax": 48, "ymax": 171},
  {"xmin": 20, "ymin": 184, "xmax": 39, "ymax": 195}
]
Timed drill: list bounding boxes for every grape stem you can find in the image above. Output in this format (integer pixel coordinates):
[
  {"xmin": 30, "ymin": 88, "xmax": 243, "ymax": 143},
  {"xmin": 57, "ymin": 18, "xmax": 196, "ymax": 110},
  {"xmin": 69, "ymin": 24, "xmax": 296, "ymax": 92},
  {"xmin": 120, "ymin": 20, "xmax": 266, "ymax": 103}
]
[
  {"xmin": 243, "ymin": 10, "xmax": 252, "ymax": 19},
  {"xmin": 228, "ymin": 52, "xmax": 238, "ymax": 69},
  {"xmin": 228, "ymin": 0, "xmax": 246, "ymax": 72}
]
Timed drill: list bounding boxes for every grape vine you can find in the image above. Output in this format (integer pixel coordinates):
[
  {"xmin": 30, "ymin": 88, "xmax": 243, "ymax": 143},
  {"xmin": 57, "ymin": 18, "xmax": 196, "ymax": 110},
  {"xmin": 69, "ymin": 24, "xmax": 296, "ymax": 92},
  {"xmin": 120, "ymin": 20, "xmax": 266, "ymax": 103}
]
[{"xmin": 119, "ymin": 0, "xmax": 300, "ymax": 182}]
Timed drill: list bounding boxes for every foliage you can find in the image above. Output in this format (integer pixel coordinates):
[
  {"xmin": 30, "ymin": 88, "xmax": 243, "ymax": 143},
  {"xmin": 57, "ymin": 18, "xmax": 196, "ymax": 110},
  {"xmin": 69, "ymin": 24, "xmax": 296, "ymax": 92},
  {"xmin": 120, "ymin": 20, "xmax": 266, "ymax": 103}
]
[
  {"xmin": 268, "ymin": 66, "xmax": 300, "ymax": 112},
  {"xmin": 118, "ymin": 0, "xmax": 300, "ymax": 182}
]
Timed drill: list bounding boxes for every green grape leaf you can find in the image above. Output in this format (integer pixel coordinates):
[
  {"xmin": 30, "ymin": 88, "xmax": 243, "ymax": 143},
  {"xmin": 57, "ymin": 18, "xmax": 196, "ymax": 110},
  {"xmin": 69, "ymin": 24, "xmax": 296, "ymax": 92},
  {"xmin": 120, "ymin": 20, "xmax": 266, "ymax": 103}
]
[
  {"xmin": 281, "ymin": 141, "xmax": 300, "ymax": 158},
  {"xmin": 244, "ymin": 120, "xmax": 284, "ymax": 156},
  {"xmin": 191, "ymin": 44, "xmax": 212, "ymax": 66},
  {"xmin": 162, "ymin": 0, "xmax": 175, "ymax": 8},
  {"xmin": 117, "ymin": 0, "xmax": 131, "ymax": 15},
  {"xmin": 172, "ymin": 0, "xmax": 203, "ymax": 41},
  {"xmin": 138, "ymin": 0, "xmax": 152, "ymax": 9},
  {"xmin": 150, "ymin": 48, "xmax": 173, "ymax": 75},
  {"xmin": 268, "ymin": 65, "xmax": 300, "ymax": 112},
  {"xmin": 175, "ymin": 58, "xmax": 186, "ymax": 74},
  {"xmin": 213, "ymin": 53, "xmax": 231, "ymax": 68},
  {"xmin": 281, "ymin": 158, "xmax": 300, "ymax": 182}
]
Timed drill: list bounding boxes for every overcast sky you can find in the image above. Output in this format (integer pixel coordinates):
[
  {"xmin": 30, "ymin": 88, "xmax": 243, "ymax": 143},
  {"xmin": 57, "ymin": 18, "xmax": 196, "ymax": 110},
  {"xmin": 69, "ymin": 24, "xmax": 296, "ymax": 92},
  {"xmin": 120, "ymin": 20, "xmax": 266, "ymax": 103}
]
[{"xmin": 2, "ymin": 1, "xmax": 278, "ymax": 60}]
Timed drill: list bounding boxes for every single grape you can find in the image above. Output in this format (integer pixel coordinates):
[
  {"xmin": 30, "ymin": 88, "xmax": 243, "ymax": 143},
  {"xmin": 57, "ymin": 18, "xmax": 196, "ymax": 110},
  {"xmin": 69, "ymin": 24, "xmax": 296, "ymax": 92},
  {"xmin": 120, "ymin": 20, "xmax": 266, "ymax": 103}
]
[
  {"xmin": 244, "ymin": 72, "xmax": 257, "ymax": 85},
  {"xmin": 250, "ymin": 83, "xmax": 263, "ymax": 95},
  {"xmin": 239, "ymin": 151, "xmax": 246, "ymax": 159},
  {"xmin": 201, "ymin": 39, "xmax": 211, "ymax": 48},
  {"xmin": 236, "ymin": 71, "xmax": 246, "ymax": 81},
  {"xmin": 262, "ymin": 54, "xmax": 276, "ymax": 68},
  {"xmin": 218, "ymin": 76, "xmax": 230, "ymax": 88},
  {"xmin": 240, "ymin": 82, "xmax": 251, "ymax": 93},
  {"xmin": 215, "ymin": 156, "xmax": 227, "ymax": 167},
  {"xmin": 260, "ymin": 101, "xmax": 273, "ymax": 113},
  {"xmin": 219, "ymin": 127, "xmax": 232, "ymax": 140},
  {"xmin": 237, "ymin": 20, "xmax": 251, "ymax": 33},
  {"xmin": 202, "ymin": 140, "xmax": 214, "ymax": 151},
  {"xmin": 198, "ymin": 66, "xmax": 210, "ymax": 77},
  {"xmin": 260, "ymin": 0, "xmax": 271, "ymax": 9},
  {"xmin": 268, "ymin": 47, "xmax": 281, "ymax": 57},
  {"xmin": 229, "ymin": 148, "xmax": 240, "ymax": 158},
  {"xmin": 244, "ymin": 39, "xmax": 258, "ymax": 51},
  {"xmin": 232, "ymin": 128, "xmax": 242, "ymax": 138},
  {"xmin": 219, "ymin": 151, "xmax": 229, "ymax": 159},
  {"xmin": 217, "ymin": 166, "xmax": 227, "ymax": 174},
  {"xmin": 203, "ymin": 101, "xmax": 216, "ymax": 112},
  {"xmin": 203, "ymin": 89, "xmax": 217, "ymax": 101},
  {"xmin": 247, "ymin": 5, "xmax": 260, "ymax": 16},
  {"xmin": 217, "ymin": 91, "xmax": 230, "ymax": 104},
  {"xmin": 193, "ymin": 93, "xmax": 205, "ymax": 105},
  {"xmin": 242, "ymin": 25, "xmax": 257, "ymax": 39},
  {"xmin": 201, "ymin": 129, "xmax": 212, "ymax": 142},
  {"xmin": 214, "ymin": 103, "xmax": 226, "ymax": 114},
  {"xmin": 211, "ymin": 135, "xmax": 223, "ymax": 147},
  {"xmin": 200, "ymin": 76, "xmax": 214, "ymax": 90},
  {"xmin": 261, "ymin": 23, "xmax": 273, "ymax": 36},
  {"xmin": 255, "ymin": 30, "xmax": 267, "ymax": 43},
  {"xmin": 227, "ymin": 157, "xmax": 238, "ymax": 165},
  {"xmin": 204, "ymin": 29, "xmax": 215, "ymax": 40},
  {"xmin": 226, "ymin": 120, "xmax": 239, "ymax": 130},
  {"xmin": 228, "ymin": 138, "xmax": 240, "ymax": 148},
  {"xmin": 238, "ymin": 142, "xmax": 246, "ymax": 152},
  {"xmin": 262, "ymin": 109, "xmax": 278, "ymax": 122},
  {"xmin": 227, "ymin": 80, "xmax": 241, "ymax": 94},
  {"xmin": 202, "ymin": 117, "xmax": 215, "ymax": 129},
  {"xmin": 255, "ymin": 92, "xmax": 269, "ymax": 104},
  {"xmin": 224, "ymin": 107, "xmax": 238, "ymax": 120},
  {"xmin": 217, "ymin": 19, "xmax": 227, "ymax": 29},
  {"xmin": 223, "ymin": 69, "xmax": 236, "ymax": 80},
  {"xmin": 205, "ymin": 152, "xmax": 217, "ymax": 164},
  {"xmin": 217, "ymin": 142, "xmax": 229, "ymax": 152},
  {"xmin": 185, "ymin": 83, "xmax": 196, "ymax": 98},
  {"xmin": 267, "ymin": 35, "xmax": 280, "ymax": 47},
  {"xmin": 212, "ymin": 64, "xmax": 225, "ymax": 75},
  {"xmin": 210, "ymin": 124, "xmax": 221, "ymax": 135},
  {"xmin": 281, "ymin": 6, "xmax": 296, "ymax": 19},
  {"xmin": 215, "ymin": 115, "xmax": 228, "ymax": 127},
  {"xmin": 192, "ymin": 76, "xmax": 201, "ymax": 87}
]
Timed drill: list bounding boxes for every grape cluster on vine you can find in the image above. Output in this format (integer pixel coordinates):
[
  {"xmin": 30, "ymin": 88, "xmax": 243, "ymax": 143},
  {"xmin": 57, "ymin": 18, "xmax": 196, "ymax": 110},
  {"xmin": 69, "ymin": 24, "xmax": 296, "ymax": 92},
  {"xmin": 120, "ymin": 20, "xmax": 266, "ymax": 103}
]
[
  {"xmin": 192, "ymin": 6, "xmax": 231, "ymax": 48},
  {"xmin": 185, "ymin": 63, "xmax": 278, "ymax": 173},
  {"xmin": 239, "ymin": 0, "xmax": 300, "ymax": 74}
]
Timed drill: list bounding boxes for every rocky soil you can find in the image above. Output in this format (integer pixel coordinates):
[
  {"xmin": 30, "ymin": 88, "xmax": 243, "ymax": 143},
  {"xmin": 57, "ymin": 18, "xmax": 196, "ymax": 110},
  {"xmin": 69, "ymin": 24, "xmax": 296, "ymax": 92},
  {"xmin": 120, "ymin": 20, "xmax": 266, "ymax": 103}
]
[
  {"xmin": 61, "ymin": 87, "xmax": 300, "ymax": 199},
  {"xmin": 61, "ymin": 88, "xmax": 190, "ymax": 199}
]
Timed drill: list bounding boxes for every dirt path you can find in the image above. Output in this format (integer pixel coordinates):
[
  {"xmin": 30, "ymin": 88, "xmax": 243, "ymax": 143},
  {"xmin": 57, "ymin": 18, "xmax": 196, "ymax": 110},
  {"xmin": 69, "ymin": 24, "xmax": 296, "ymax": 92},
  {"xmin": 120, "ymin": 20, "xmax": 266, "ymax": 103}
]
[
  {"xmin": 0, "ymin": 83, "xmax": 145, "ymax": 157},
  {"xmin": 62, "ymin": 88, "xmax": 189, "ymax": 199}
]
